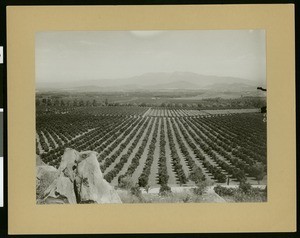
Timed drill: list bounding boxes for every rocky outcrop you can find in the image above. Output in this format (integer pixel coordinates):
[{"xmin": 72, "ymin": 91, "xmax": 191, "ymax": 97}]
[
  {"xmin": 37, "ymin": 148, "xmax": 122, "ymax": 204},
  {"xmin": 36, "ymin": 165, "xmax": 57, "ymax": 203},
  {"xmin": 75, "ymin": 151, "xmax": 122, "ymax": 203}
]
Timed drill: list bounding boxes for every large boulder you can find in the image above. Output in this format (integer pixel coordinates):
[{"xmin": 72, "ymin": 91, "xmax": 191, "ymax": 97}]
[
  {"xmin": 36, "ymin": 155, "xmax": 45, "ymax": 166},
  {"xmin": 43, "ymin": 148, "xmax": 79, "ymax": 204},
  {"xmin": 36, "ymin": 165, "xmax": 57, "ymax": 203},
  {"xmin": 76, "ymin": 151, "xmax": 122, "ymax": 204},
  {"xmin": 40, "ymin": 148, "xmax": 122, "ymax": 204}
]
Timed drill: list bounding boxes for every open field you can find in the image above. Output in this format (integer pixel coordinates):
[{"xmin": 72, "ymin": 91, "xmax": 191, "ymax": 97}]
[{"xmin": 36, "ymin": 105, "xmax": 267, "ymax": 188}]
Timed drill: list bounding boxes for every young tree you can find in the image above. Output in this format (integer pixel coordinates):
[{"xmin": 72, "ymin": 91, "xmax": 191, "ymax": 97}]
[
  {"xmin": 79, "ymin": 100, "xmax": 84, "ymax": 107},
  {"xmin": 251, "ymin": 163, "xmax": 265, "ymax": 184},
  {"xmin": 54, "ymin": 99, "xmax": 60, "ymax": 106},
  {"xmin": 144, "ymin": 184, "xmax": 151, "ymax": 193},
  {"xmin": 47, "ymin": 99, "xmax": 52, "ymax": 106},
  {"xmin": 118, "ymin": 175, "xmax": 134, "ymax": 190},
  {"xmin": 73, "ymin": 99, "xmax": 78, "ymax": 107},
  {"xmin": 159, "ymin": 184, "xmax": 172, "ymax": 195},
  {"xmin": 193, "ymin": 180, "xmax": 209, "ymax": 195},
  {"xmin": 42, "ymin": 98, "xmax": 47, "ymax": 105},
  {"xmin": 188, "ymin": 166, "xmax": 205, "ymax": 184},
  {"xmin": 138, "ymin": 175, "xmax": 148, "ymax": 188}
]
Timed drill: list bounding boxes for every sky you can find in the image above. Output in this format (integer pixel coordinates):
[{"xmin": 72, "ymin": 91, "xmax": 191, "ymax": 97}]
[{"xmin": 36, "ymin": 30, "xmax": 266, "ymax": 83}]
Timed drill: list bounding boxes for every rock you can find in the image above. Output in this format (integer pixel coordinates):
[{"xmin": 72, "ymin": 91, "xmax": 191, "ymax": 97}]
[
  {"xmin": 76, "ymin": 151, "xmax": 122, "ymax": 204},
  {"xmin": 36, "ymin": 155, "xmax": 45, "ymax": 166},
  {"xmin": 36, "ymin": 165, "xmax": 57, "ymax": 203},
  {"xmin": 43, "ymin": 148, "xmax": 79, "ymax": 204},
  {"xmin": 41, "ymin": 148, "xmax": 122, "ymax": 204},
  {"xmin": 43, "ymin": 174, "xmax": 77, "ymax": 204}
]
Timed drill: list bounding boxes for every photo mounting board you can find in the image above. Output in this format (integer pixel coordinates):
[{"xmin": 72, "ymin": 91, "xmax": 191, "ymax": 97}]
[{"xmin": 7, "ymin": 4, "xmax": 296, "ymax": 234}]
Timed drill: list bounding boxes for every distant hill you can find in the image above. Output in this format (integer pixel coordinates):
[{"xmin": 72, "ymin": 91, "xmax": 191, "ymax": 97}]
[{"xmin": 37, "ymin": 71, "xmax": 265, "ymax": 92}]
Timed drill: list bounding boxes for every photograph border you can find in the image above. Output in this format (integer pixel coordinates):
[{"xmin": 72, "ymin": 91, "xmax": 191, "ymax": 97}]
[{"xmin": 7, "ymin": 4, "xmax": 295, "ymax": 234}]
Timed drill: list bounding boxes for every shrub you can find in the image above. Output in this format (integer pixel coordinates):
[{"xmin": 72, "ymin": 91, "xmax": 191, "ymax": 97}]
[
  {"xmin": 214, "ymin": 185, "xmax": 235, "ymax": 196},
  {"xmin": 233, "ymin": 189, "xmax": 266, "ymax": 202},
  {"xmin": 144, "ymin": 184, "xmax": 151, "ymax": 193},
  {"xmin": 138, "ymin": 175, "xmax": 148, "ymax": 188},
  {"xmin": 214, "ymin": 184, "xmax": 267, "ymax": 202},
  {"xmin": 250, "ymin": 163, "xmax": 266, "ymax": 184},
  {"xmin": 118, "ymin": 175, "xmax": 134, "ymax": 190},
  {"xmin": 239, "ymin": 182, "xmax": 252, "ymax": 193},
  {"xmin": 189, "ymin": 167, "xmax": 205, "ymax": 184},
  {"xmin": 159, "ymin": 184, "xmax": 172, "ymax": 195},
  {"xmin": 130, "ymin": 184, "xmax": 142, "ymax": 198},
  {"xmin": 118, "ymin": 176, "xmax": 145, "ymax": 202},
  {"xmin": 183, "ymin": 194, "xmax": 191, "ymax": 203},
  {"xmin": 193, "ymin": 181, "xmax": 209, "ymax": 195}
]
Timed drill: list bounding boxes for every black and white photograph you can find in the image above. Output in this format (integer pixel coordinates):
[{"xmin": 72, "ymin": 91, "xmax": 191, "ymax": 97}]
[{"xmin": 35, "ymin": 30, "xmax": 267, "ymax": 204}]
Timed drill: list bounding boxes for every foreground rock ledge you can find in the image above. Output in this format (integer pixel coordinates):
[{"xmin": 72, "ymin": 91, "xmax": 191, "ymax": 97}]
[{"xmin": 36, "ymin": 148, "xmax": 122, "ymax": 204}]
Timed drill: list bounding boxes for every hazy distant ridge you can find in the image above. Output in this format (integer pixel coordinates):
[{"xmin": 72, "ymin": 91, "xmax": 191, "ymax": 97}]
[{"xmin": 37, "ymin": 71, "xmax": 265, "ymax": 92}]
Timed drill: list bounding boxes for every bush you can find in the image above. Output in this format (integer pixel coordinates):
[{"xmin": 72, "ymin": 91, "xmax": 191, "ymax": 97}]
[
  {"xmin": 130, "ymin": 184, "xmax": 142, "ymax": 198},
  {"xmin": 118, "ymin": 175, "xmax": 134, "ymax": 190},
  {"xmin": 159, "ymin": 184, "xmax": 172, "ymax": 195},
  {"xmin": 189, "ymin": 167, "xmax": 205, "ymax": 184},
  {"xmin": 193, "ymin": 181, "xmax": 209, "ymax": 195},
  {"xmin": 138, "ymin": 175, "xmax": 148, "ymax": 188},
  {"xmin": 214, "ymin": 185, "xmax": 235, "ymax": 196},
  {"xmin": 239, "ymin": 182, "xmax": 252, "ymax": 193},
  {"xmin": 118, "ymin": 176, "xmax": 145, "ymax": 202},
  {"xmin": 214, "ymin": 184, "xmax": 267, "ymax": 202},
  {"xmin": 233, "ymin": 189, "xmax": 266, "ymax": 202},
  {"xmin": 250, "ymin": 163, "xmax": 266, "ymax": 184}
]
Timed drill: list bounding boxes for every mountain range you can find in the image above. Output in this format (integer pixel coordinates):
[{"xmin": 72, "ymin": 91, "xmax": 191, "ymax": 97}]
[{"xmin": 36, "ymin": 71, "xmax": 265, "ymax": 92}]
